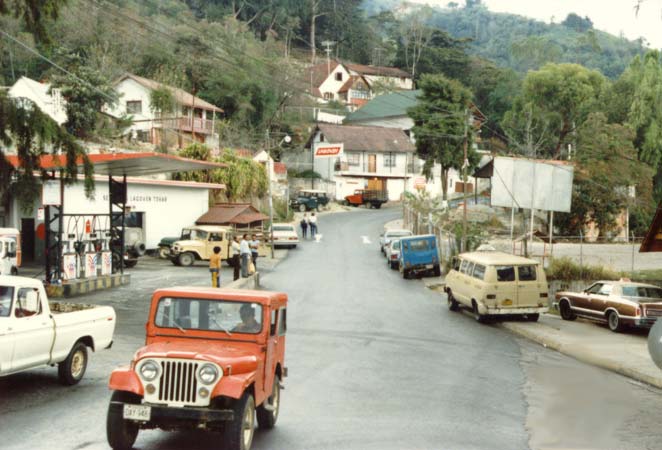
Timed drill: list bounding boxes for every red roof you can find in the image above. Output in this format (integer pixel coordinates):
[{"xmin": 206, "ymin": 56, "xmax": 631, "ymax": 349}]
[
  {"xmin": 196, "ymin": 203, "xmax": 268, "ymax": 226},
  {"xmin": 273, "ymin": 162, "xmax": 287, "ymax": 175}
]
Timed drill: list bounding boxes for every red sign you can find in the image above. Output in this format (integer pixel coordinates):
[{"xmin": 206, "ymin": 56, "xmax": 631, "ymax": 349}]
[
  {"xmin": 414, "ymin": 177, "xmax": 426, "ymax": 190},
  {"xmin": 314, "ymin": 142, "xmax": 344, "ymax": 158}
]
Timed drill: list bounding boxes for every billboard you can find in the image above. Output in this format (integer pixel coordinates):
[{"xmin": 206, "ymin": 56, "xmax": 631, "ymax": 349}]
[
  {"xmin": 314, "ymin": 142, "xmax": 343, "ymax": 158},
  {"xmin": 490, "ymin": 157, "xmax": 573, "ymax": 213}
]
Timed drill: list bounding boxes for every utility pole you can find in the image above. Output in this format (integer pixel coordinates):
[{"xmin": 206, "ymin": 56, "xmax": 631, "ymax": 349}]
[
  {"xmin": 321, "ymin": 40, "xmax": 336, "ymax": 75},
  {"xmin": 266, "ymin": 129, "xmax": 275, "ymax": 259},
  {"xmin": 462, "ymin": 108, "xmax": 469, "ymax": 253}
]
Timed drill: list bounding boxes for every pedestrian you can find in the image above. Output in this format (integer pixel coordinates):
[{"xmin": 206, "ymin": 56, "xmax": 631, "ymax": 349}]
[
  {"xmin": 309, "ymin": 212, "xmax": 318, "ymax": 239},
  {"xmin": 230, "ymin": 235, "xmax": 241, "ymax": 281},
  {"xmin": 300, "ymin": 213, "xmax": 308, "ymax": 239},
  {"xmin": 250, "ymin": 234, "xmax": 259, "ymax": 270},
  {"xmin": 209, "ymin": 246, "xmax": 221, "ymax": 287},
  {"xmin": 240, "ymin": 233, "xmax": 251, "ymax": 278}
]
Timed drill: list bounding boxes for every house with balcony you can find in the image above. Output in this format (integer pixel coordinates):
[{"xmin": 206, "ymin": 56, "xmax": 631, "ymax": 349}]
[
  {"xmin": 104, "ymin": 73, "xmax": 223, "ymax": 150},
  {"xmin": 308, "ymin": 60, "xmax": 413, "ymax": 110},
  {"xmin": 306, "ymin": 123, "xmax": 415, "ymax": 201}
]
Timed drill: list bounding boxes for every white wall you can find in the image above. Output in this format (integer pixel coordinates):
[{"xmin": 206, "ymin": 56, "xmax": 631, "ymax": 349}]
[
  {"xmin": 318, "ymin": 65, "xmax": 351, "ymax": 101},
  {"xmin": 105, "ymin": 78, "xmax": 155, "ymax": 130},
  {"xmin": 8, "ymin": 77, "xmax": 67, "ymax": 125},
  {"xmin": 360, "ymin": 74, "xmax": 413, "ymax": 90}
]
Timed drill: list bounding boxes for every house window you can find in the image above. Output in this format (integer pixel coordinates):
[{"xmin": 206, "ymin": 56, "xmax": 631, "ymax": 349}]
[
  {"xmin": 384, "ymin": 154, "xmax": 396, "ymax": 167},
  {"xmin": 323, "ymin": 92, "xmax": 334, "ymax": 100},
  {"xmin": 346, "ymin": 153, "xmax": 360, "ymax": 166},
  {"xmin": 335, "ymin": 72, "xmax": 343, "ymax": 82},
  {"xmin": 126, "ymin": 100, "xmax": 142, "ymax": 115}
]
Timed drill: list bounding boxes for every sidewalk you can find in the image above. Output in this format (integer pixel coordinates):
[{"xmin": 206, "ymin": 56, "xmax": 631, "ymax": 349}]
[{"xmin": 500, "ymin": 314, "xmax": 662, "ymax": 388}]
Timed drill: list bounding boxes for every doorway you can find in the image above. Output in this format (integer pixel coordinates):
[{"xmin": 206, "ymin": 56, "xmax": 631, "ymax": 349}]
[
  {"xmin": 368, "ymin": 154, "xmax": 376, "ymax": 173},
  {"xmin": 21, "ymin": 218, "xmax": 35, "ymax": 262}
]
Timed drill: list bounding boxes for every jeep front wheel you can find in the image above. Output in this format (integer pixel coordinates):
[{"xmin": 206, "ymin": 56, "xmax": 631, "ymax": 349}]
[
  {"xmin": 299, "ymin": 204, "xmax": 306, "ymax": 212},
  {"xmin": 228, "ymin": 392, "xmax": 256, "ymax": 450},
  {"xmin": 257, "ymin": 378, "xmax": 280, "ymax": 429},
  {"xmin": 178, "ymin": 252, "xmax": 195, "ymax": 266},
  {"xmin": 107, "ymin": 391, "xmax": 140, "ymax": 450}
]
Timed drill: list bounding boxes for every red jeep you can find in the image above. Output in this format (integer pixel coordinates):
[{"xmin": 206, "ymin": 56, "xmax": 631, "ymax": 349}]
[{"xmin": 106, "ymin": 287, "xmax": 288, "ymax": 450}]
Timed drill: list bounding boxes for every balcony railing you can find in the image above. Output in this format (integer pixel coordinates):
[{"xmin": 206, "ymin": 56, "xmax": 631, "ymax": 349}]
[{"xmin": 156, "ymin": 117, "xmax": 214, "ymax": 135}]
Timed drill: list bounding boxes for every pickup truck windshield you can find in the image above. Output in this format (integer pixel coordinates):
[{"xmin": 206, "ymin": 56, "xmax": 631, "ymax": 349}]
[
  {"xmin": 155, "ymin": 297, "xmax": 263, "ymax": 334},
  {"xmin": 0, "ymin": 286, "xmax": 13, "ymax": 317}
]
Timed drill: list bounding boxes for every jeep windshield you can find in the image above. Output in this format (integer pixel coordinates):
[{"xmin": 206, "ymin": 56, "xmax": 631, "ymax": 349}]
[
  {"xmin": 155, "ymin": 297, "xmax": 263, "ymax": 334},
  {"xmin": 180, "ymin": 229, "xmax": 208, "ymax": 240}
]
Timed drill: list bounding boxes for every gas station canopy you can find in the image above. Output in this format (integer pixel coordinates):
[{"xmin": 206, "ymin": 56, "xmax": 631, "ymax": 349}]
[{"xmin": 6, "ymin": 152, "xmax": 227, "ymax": 177}]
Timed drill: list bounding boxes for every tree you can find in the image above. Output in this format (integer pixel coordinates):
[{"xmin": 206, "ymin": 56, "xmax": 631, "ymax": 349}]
[
  {"xmin": 408, "ymin": 74, "xmax": 479, "ymax": 201},
  {"xmin": 149, "ymin": 86, "xmax": 175, "ymax": 152},
  {"xmin": 561, "ymin": 13, "xmax": 594, "ymax": 33},
  {"xmin": 0, "ymin": 0, "xmax": 65, "ymax": 43},
  {"xmin": 397, "ymin": 7, "xmax": 434, "ymax": 78}
]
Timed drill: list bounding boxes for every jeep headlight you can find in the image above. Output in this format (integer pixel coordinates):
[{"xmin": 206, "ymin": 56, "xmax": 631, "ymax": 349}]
[
  {"xmin": 138, "ymin": 359, "xmax": 160, "ymax": 382},
  {"xmin": 198, "ymin": 364, "xmax": 220, "ymax": 385}
]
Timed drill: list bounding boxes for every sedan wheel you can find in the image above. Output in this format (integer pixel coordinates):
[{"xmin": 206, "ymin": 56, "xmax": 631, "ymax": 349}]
[
  {"xmin": 608, "ymin": 311, "xmax": 623, "ymax": 332},
  {"xmin": 559, "ymin": 300, "xmax": 577, "ymax": 321}
]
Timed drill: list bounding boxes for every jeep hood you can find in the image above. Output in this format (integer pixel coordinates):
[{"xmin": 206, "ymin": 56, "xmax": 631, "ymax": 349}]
[
  {"xmin": 172, "ymin": 239, "xmax": 203, "ymax": 248},
  {"xmin": 135, "ymin": 340, "xmax": 259, "ymax": 374}
]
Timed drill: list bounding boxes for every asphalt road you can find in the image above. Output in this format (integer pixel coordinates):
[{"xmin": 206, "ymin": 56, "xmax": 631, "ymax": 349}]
[{"xmin": 2, "ymin": 207, "xmax": 662, "ymax": 450}]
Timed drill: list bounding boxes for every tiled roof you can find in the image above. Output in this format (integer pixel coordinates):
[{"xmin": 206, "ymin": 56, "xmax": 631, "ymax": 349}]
[
  {"xmin": 196, "ymin": 203, "xmax": 268, "ymax": 225},
  {"xmin": 344, "ymin": 62, "xmax": 411, "ymax": 79},
  {"xmin": 117, "ymin": 73, "xmax": 223, "ymax": 113},
  {"xmin": 308, "ymin": 61, "xmax": 341, "ymax": 89},
  {"xmin": 344, "ymin": 90, "xmax": 421, "ymax": 123},
  {"xmin": 312, "ymin": 124, "xmax": 415, "ymax": 153}
]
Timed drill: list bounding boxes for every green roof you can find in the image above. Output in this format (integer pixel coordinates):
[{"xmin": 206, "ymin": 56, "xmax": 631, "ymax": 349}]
[{"xmin": 344, "ymin": 90, "xmax": 420, "ymax": 123}]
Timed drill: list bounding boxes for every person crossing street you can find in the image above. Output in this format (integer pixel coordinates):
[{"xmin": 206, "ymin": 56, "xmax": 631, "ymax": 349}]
[
  {"xmin": 240, "ymin": 234, "xmax": 251, "ymax": 277},
  {"xmin": 209, "ymin": 246, "xmax": 221, "ymax": 287},
  {"xmin": 300, "ymin": 213, "xmax": 308, "ymax": 239},
  {"xmin": 309, "ymin": 212, "xmax": 318, "ymax": 239},
  {"xmin": 230, "ymin": 235, "xmax": 241, "ymax": 281}
]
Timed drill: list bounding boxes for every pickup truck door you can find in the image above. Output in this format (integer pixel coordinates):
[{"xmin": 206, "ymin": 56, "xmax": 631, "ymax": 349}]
[
  {"xmin": 0, "ymin": 321, "xmax": 15, "ymax": 375},
  {"xmin": 10, "ymin": 287, "xmax": 54, "ymax": 371}
]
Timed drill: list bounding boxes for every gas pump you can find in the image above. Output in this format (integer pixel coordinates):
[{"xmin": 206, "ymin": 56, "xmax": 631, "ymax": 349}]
[
  {"xmin": 62, "ymin": 233, "xmax": 79, "ymax": 280},
  {"xmin": 84, "ymin": 232, "xmax": 98, "ymax": 278},
  {"xmin": 100, "ymin": 231, "xmax": 112, "ymax": 276},
  {"xmin": 0, "ymin": 237, "xmax": 18, "ymax": 275}
]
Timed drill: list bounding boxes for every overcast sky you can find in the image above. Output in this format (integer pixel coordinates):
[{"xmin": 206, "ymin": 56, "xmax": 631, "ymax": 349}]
[{"xmin": 411, "ymin": 0, "xmax": 662, "ymax": 48}]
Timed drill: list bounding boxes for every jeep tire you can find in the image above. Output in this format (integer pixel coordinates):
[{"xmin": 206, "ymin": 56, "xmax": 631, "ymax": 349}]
[
  {"xmin": 107, "ymin": 390, "xmax": 140, "ymax": 450},
  {"xmin": 227, "ymin": 392, "xmax": 256, "ymax": 450},
  {"xmin": 257, "ymin": 378, "xmax": 280, "ymax": 429},
  {"xmin": 58, "ymin": 341, "xmax": 88, "ymax": 385},
  {"xmin": 299, "ymin": 204, "xmax": 306, "ymax": 212},
  {"xmin": 177, "ymin": 252, "xmax": 195, "ymax": 267}
]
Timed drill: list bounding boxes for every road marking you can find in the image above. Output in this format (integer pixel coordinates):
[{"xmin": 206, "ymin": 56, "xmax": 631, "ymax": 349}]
[
  {"xmin": 315, "ymin": 234, "xmax": 322, "ymax": 243},
  {"xmin": 361, "ymin": 236, "xmax": 372, "ymax": 244}
]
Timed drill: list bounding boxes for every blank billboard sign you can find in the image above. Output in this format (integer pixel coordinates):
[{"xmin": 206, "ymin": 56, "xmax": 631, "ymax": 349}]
[{"xmin": 490, "ymin": 157, "xmax": 573, "ymax": 212}]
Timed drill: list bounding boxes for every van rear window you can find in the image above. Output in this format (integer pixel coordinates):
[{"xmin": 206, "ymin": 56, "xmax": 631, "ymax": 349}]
[
  {"xmin": 518, "ymin": 265, "xmax": 537, "ymax": 281},
  {"xmin": 409, "ymin": 240, "xmax": 430, "ymax": 251},
  {"xmin": 473, "ymin": 264, "xmax": 486, "ymax": 280},
  {"xmin": 496, "ymin": 266, "xmax": 515, "ymax": 282}
]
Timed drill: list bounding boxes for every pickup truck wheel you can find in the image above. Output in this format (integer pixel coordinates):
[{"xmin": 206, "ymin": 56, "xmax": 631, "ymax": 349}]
[
  {"xmin": 257, "ymin": 378, "xmax": 280, "ymax": 429},
  {"xmin": 608, "ymin": 311, "xmax": 623, "ymax": 332},
  {"xmin": 447, "ymin": 292, "xmax": 460, "ymax": 311},
  {"xmin": 107, "ymin": 391, "xmax": 140, "ymax": 450},
  {"xmin": 227, "ymin": 392, "xmax": 255, "ymax": 450},
  {"xmin": 299, "ymin": 204, "xmax": 306, "ymax": 212},
  {"xmin": 58, "ymin": 341, "xmax": 88, "ymax": 385},
  {"xmin": 402, "ymin": 269, "xmax": 410, "ymax": 279},
  {"xmin": 178, "ymin": 252, "xmax": 194, "ymax": 267},
  {"xmin": 472, "ymin": 301, "xmax": 489, "ymax": 324},
  {"xmin": 559, "ymin": 299, "xmax": 577, "ymax": 321},
  {"xmin": 123, "ymin": 260, "xmax": 138, "ymax": 269}
]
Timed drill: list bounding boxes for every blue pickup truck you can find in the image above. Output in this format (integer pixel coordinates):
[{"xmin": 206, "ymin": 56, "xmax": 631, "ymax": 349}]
[{"xmin": 398, "ymin": 235, "xmax": 441, "ymax": 279}]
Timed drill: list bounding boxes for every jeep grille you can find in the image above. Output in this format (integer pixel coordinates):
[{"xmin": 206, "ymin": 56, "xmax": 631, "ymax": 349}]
[{"xmin": 158, "ymin": 360, "xmax": 199, "ymax": 404}]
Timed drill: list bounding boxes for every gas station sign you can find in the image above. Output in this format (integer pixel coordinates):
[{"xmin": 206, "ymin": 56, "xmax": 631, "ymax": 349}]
[{"xmin": 314, "ymin": 142, "xmax": 343, "ymax": 158}]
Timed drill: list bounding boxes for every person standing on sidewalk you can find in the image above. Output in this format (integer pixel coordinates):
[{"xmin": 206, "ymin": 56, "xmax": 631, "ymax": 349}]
[
  {"xmin": 209, "ymin": 246, "xmax": 222, "ymax": 287},
  {"xmin": 309, "ymin": 212, "xmax": 318, "ymax": 239},
  {"xmin": 240, "ymin": 234, "xmax": 251, "ymax": 277},
  {"xmin": 250, "ymin": 234, "xmax": 260, "ymax": 270},
  {"xmin": 230, "ymin": 235, "xmax": 241, "ymax": 281},
  {"xmin": 300, "ymin": 213, "xmax": 308, "ymax": 239}
]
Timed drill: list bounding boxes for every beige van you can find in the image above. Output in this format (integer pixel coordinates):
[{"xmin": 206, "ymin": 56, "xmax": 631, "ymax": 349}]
[{"xmin": 444, "ymin": 251, "xmax": 549, "ymax": 323}]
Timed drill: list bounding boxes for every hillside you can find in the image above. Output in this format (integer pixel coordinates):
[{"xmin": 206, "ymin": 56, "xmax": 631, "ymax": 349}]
[{"xmin": 362, "ymin": 1, "xmax": 647, "ymax": 78}]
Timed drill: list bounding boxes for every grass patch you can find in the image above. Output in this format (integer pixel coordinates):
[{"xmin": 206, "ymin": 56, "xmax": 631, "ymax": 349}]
[{"xmin": 546, "ymin": 257, "xmax": 619, "ymax": 281}]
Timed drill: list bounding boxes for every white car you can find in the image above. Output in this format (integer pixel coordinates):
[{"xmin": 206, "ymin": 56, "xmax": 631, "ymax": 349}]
[
  {"xmin": 385, "ymin": 239, "xmax": 402, "ymax": 270},
  {"xmin": 0, "ymin": 276, "xmax": 116, "ymax": 384},
  {"xmin": 270, "ymin": 223, "xmax": 300, "ymax": 248},
  {"xmin": 380, "ymin": 229, "xmax": 413, "ymax": 253}
]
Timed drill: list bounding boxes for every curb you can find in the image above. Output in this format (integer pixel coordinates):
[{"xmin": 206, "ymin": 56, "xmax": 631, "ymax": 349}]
[
  {"xmin": 225, "ymin": 272, "xmax": 260, "ymax": 289},
  {"xmin": 499, "ymin": 321, "xmax": 662, "ymax": 389}
]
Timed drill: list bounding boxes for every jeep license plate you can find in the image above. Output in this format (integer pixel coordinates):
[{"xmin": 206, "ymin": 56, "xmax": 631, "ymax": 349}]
[
  {"xmin": 425, "ymin": 264, "xmax": 433, "ymax": 269},
  {"xmin": 123, "ymin": 404, "xmax": 151, "ymax": 421}
]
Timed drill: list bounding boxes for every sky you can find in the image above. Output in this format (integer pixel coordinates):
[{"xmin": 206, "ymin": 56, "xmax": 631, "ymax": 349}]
[{"xmin": 411, "ymin": 0, "xmax": 662, "ymax": 48}]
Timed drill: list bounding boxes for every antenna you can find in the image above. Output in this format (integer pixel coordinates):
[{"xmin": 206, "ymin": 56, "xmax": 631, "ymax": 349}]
[{"xmin": 321, "ymin": 40, "xmax": 336, "ymax": 75}]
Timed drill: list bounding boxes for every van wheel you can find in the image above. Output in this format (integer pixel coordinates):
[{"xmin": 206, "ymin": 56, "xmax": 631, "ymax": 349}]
[
  {"xmin": 447, "ymin": 292, "xmax": 460, "ymax": 312},
  {"xmin": 433, "ymin": 264, "xmax": 441, "ymax": 277},
  {"xmin": 256, "ymin": 378, "xmax": 280, "ymax": 429},
  {"xmin": 177, "ymin": 252, "xmax": 194, "ymax": 267},
  {"xmin": 526, "ymin": 313, "xmax": 540, "ymax": 322},
  {"xmin": 227, "ymin": 392, "xmax": 255, "ymax": 450},
  {"xmin": 58, "ymin": 341, "xmax": 88, "ymax": 385},
  {"xmin": 107, "ymin": 390, "xmax": 140, "ymax": 450},
  {"xmin": 559, "ymin": 300, "xmax": 576, "ymax": 321},
  {"xmin": 472, "ymin": 301, "xmax": 488, "ymax": 324},
  {"xmin": 608, "ymin": 311, "xmax": 623, "ymax": 332}
]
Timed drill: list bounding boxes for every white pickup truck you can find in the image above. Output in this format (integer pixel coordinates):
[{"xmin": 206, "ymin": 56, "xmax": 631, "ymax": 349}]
[{"xmin": 0, "ymin": 276, "xmax": 116, "ymax": 385}]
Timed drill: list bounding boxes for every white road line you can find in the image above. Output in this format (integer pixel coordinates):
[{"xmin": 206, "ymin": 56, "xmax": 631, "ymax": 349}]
[{"xmin": 361, "ymin": 236, "xmax": 372, "ymax": 244}]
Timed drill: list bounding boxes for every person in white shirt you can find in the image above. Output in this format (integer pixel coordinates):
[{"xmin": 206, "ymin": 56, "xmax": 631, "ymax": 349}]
[
  {"xmin": 230, "ymin": 236, "xmax": 241, "ymax": 280},
  {"xmin": 250, "ymin": 234, "xmax": 260, "ymax": 269},
  {"xmin": 309, "ymin": 213, "xmax": 318, "ymax": 239},
  {"xmin": 240, "ymin": 234, "xmax": 251, "ymax": 277}
]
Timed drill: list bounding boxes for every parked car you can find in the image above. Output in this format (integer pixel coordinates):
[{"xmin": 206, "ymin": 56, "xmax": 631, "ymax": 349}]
[
  {"xmin": 344, "ymin": 189, "xmax": 388, "ymax": 209},
  {"xmin": 444, "ymin": 251, "xmax": 548, "ymax": 323},
  {"xmin": 269, "ymin": 223, "xmax": 299, "ymax": 248},
  {"xmin": 289, "ymin": 189, "xmax": 329, "ymax": 212},
  {"xmin": 385, "ymin": 239, "xmax": 401, "ymax": 270},
  {"xmin": 398, "ymin": 235, "xmax": 440, "ymax": 279},
  {"xmin": 0, "ymin": 276, "xmax": 116, "ymax": 384},
  {"xmin": 379, "ymin": 229, "xmax": 413, "ymax": 253},
  {"xmin": 107, "ymin": 287, "xmax": 288, "ymax": 450},
  {"xmin": 170, "ymin": 225, "xmax": 268, "ymax": 267},
  {"xmin": 555, "ymin": 279, "xmax": 662, "ymax": 332}
]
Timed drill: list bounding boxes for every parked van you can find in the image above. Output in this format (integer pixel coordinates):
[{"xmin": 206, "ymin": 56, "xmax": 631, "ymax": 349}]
[
  {"xmin": 444, "ymin": 251, "xmax": 548, "ymax": 323},
  {"xmin": 398, "ymin": 235, "xmax": 440, "ymax": 278}
]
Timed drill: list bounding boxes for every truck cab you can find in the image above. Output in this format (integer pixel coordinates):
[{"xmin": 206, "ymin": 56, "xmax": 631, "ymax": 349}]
[
  {"xmin": 398, "ymin": 235, "xmax": 441, "ymax": 279},
  {"xmin": 107, "ymin": 287, "xmax": 288, "ymax": 450}
]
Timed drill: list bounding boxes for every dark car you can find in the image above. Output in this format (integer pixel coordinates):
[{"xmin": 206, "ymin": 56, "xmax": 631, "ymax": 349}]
[{"xmin": 289, "ymin": 189, "xmax": 330, "ymax": 212}]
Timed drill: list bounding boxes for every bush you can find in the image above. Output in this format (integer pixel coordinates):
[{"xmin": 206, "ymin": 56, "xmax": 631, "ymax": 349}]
[{"xmin": 546, "ymin": 257, "xmax": 619, "ymax": 281}]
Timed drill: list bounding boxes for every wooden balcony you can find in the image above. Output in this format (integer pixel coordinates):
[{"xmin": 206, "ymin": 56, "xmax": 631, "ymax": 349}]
[{"xmin": 157, "ymin": 117, "xmax": 215, "ymax": 135}]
